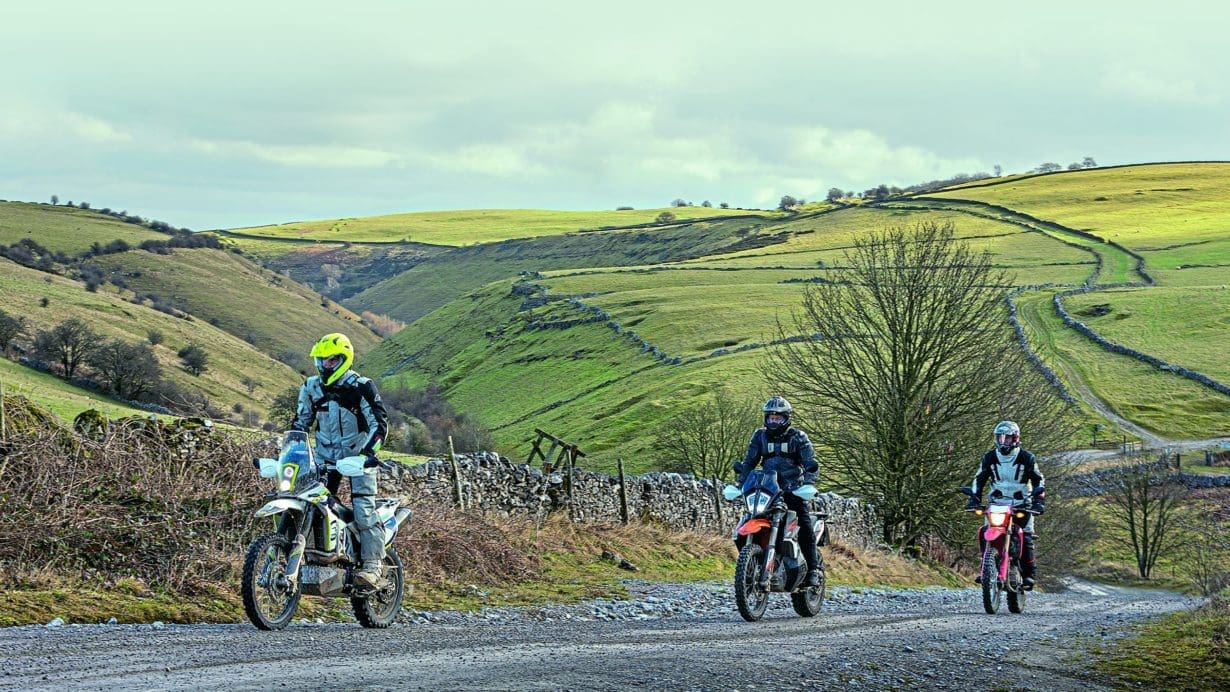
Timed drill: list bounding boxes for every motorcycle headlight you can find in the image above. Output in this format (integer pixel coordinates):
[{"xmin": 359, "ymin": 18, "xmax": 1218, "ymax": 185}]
[
  {"xmin": 988, "ymin": 511, "xmax": 1009, "ymax": 527},
  {"xmin": 746, "ymin": 491, "xmax": 772, "ymax": 515},
  {"xmin": 279, "ymin": 479, "xmax": 293, "ymax": 492}
]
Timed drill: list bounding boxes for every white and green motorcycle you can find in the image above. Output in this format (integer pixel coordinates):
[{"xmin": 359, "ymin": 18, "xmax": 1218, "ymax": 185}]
[{"xmin": 242, "ymin": 430, "xmax": 412, "ymax": 630}]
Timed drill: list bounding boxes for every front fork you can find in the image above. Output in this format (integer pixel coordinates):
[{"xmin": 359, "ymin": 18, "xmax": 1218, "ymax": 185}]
[
  {"xmin": 759, "ymin": 510, "xmax": 784, "ymax": 589},
  {"xmin": 271, "ymin": 512, "xmax": 308, "ymax": 589},
  {"xmin": 981, "ymin": 527, "xmax": 1011, "ymax": 583}
]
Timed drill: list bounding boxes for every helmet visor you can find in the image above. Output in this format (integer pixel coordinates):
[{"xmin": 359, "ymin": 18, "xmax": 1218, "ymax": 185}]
[
  {"xmin": 995, "ymin": 432, "xmax": 1019, "ymax": 448},
  {"xmin": 316, "ymin": 354, "xmax": 344, "ymax": 372}
]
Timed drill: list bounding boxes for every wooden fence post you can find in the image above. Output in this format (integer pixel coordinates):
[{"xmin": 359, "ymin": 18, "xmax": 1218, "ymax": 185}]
[
  {"xmin": 566, "ymin": 446, "xmax": 576, "ymax": 521},
  {"xmin": 617, "ymin": 458, "xmax": 629, "ymax": 525},
  {"xmin": 447, "ymin": 435, "xmax": 465, "ymax": 510}
]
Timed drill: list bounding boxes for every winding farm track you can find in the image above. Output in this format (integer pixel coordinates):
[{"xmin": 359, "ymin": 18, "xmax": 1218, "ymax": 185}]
[{"xmin": 0, "ymin": 580, "xmax": 1195, "ymax": 691}]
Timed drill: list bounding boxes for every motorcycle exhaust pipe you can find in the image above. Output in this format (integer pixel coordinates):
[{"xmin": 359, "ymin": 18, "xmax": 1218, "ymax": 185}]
[{"xmin": 393, "ymin": 507, "xmax": 413, "ymax": 527}]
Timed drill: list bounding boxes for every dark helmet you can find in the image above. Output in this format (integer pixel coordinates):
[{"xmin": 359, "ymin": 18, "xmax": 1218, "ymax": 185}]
[
  {"xmin": 994, "ymin": 420, "xmax": 1021, "ymax": 455},
  {"xmin": 763, "ymin": 396, "xmax": 793, "ymax": 432}
]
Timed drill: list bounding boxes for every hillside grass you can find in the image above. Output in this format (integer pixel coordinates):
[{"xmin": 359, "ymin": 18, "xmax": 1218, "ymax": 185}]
[
  {"xmin": 369, "ymin": 201, "xmax": 1164, "ymax": 467},
  {"xmin": 0, "ymin": 257, "xmax": 298, "ymax": 418},
  {"xmin": 0, "ymin": 201, "xmax": 166, "ymax": 253},
  {"xmin": 931, "ymin": 162, "xmax": 1230, "ymax": 279},
  {"xmin": 1063, "ymin": 286, "xmax": 1230, "ymax": 383},
  {"xmin": 1014, "ymin": 290, "xmax": 1230, "ymax": 439},
  {"xmin": 348, "ymin": 215, "xmax": 783, "ymax": 324},
  {"xmin": 0, "ymin": 358, "xmax": 152, "ymax": 422},
  {"xmin": 1094, "ymin": 599, "xmax": 1230, "ymax": 692},
  {"xmin": 91, "ymin": 247, "xmax": 382, "ymax": 366},
  {"xmin": 232, "ymin": 207, "xmax": 758, "ymax": 246}
]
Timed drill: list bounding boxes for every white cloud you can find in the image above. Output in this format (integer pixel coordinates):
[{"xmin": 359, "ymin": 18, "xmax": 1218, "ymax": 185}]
[
  {"xmin": 789, "ymin": 126, "xmax": 985, "ymax": 189},
  {"xmin": 1101, "ymin": 65, "xmax": 1219, "ymax": 106},
  {"xmin": 189, "ymin": 139, "xmax": 397, "ymax": 168},
  {"xmin": 0, "ymin": 101, "xmax": 131, "ymax": 144}
]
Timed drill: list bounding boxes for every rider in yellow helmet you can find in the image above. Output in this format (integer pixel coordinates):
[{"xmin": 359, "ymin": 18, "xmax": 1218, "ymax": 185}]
[{"xmin": 292, "ymin": 333, "xmax": 389, "ymax": 587}]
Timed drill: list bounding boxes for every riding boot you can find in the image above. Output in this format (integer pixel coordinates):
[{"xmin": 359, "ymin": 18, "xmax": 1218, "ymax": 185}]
[{"xmin": 1020, "ymin": 532, "xmax": 1037, "ymax": 589}]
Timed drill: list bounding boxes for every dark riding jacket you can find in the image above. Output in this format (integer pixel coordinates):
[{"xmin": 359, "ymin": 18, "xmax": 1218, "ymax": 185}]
[{"xmin": 734, "ymin": 426, "xmax": 818, "ymax": 490}]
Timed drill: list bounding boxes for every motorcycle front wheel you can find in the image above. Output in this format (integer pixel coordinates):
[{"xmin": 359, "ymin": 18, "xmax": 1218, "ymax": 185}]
[
  {"xmin": 981, "ymin": 549, "xmax": 1002, "ymax": 615},
  {"xmin": 242, "ymin": 533, "xmax": 302, "ymax": 630},
  {"xmin": 1007, "ymin": 563, "xmax": 1026, "ymax": 613},
  {"xmin": 352, "ymin": 548, "xmax": 405, "ymax": 628},
  {"xmin": 735, "ymin": 542, "xmax": 770, "ymax": 622}
]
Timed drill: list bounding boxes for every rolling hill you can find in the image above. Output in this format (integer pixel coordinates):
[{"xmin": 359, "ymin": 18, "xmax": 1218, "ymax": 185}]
[
  {"xmin": 361, "ymin": 164, "xmax": 1230, "ymax": 467},
  {"xmin": 4, "ymin": 163, "xmax": 1227, "ymax": 465}
]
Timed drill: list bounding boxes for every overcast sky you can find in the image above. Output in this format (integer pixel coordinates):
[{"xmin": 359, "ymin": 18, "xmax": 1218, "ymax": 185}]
[{"xmin": 2, "ymin": 1, "xmax": 1227, "ymax": 231}]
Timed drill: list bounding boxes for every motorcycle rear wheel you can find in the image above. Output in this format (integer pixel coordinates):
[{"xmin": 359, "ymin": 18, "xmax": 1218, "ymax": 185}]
[
  {"xmin": 242, "ymin": 533, "xmax": 302, "ymax": 630},
  {"xmin": 790, "ymin": 564, "xmax": 825, "ymax": 617},
  {"xmin": 352, "ymin": 548, "xmax": 405, "ymax": 628},
  {"xmin": 981, "ymin": 549, "xmax": 1002, "ymax": 615},
  {"xmin": 735, "ymin": 543, "xmax": 769, "ymax": 622}
]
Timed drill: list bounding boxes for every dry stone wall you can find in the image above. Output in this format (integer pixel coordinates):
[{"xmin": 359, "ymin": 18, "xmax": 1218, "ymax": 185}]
[{"xmin": 382, "ymin": 452, "xmax": 881, "ymax": 549}]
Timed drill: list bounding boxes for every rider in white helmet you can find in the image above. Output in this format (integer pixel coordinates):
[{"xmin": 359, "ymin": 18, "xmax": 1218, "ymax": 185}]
[{"xmin": 967, "ymin": 420, "xmax": 1046, "ymax": 589}]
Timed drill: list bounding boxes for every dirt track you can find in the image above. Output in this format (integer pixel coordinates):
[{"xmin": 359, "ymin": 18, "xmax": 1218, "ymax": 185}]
[{"xmin": 0, "ymin": 579, "xmax": 1195, "ymax": 691}]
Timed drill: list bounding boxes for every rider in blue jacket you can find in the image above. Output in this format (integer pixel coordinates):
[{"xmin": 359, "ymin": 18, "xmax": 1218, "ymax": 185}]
[{"xmin": 733, "ymin": 396, "xmax": 823, "ymax": 587}]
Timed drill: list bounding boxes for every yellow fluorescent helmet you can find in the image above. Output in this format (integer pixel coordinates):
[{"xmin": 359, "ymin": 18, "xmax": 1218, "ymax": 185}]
[{"xmin": 310, "ymin": 333, "xmax": 354, "ymax": 386}]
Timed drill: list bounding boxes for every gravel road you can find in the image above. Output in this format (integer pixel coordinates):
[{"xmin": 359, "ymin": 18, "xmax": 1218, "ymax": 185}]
[{"xmin": 1, "ymin": 579, "xmax": 1195, "ymax": 691}]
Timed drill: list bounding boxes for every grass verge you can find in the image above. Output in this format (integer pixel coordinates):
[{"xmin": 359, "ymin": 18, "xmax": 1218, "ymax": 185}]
[
  {"xmin": 0, "ymin": 509, "xmax": 960, "ymax": 625},
  {"xmin": 1094, "ymin": 598, "xmax": 1230, "ymax": 691}
]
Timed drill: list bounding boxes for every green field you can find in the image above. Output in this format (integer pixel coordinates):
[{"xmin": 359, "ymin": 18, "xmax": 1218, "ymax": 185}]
[
  {"xmin": 0, "ymin": 257, "xmax": 299, "ymax": 419},
  {"xmin": 0, "ymin": 358, "xmax": 152, "ymax": 422},
  {"xmin": 6, "ymin": 163, "xmax": 1230, "ymax": 458},
  {"xmin": 1062, "ymin": 286, "xmax": 1230, "ymax": 383},
  {"xmin": 367, "ymin": 199, "xmax": 1162, "ymax": 465},
  {"xmin": 931, "ymin": 162, "xmax": 1230, "ymax": 278},
  {"xmin": 91, "ymin": 247, "xmax": 382, "ymax": 366},
  {"xmin": 0, "ymin": 202, "xmax": 167, "ymax": 253},
  {"xmin": 1014, "ymin": 290, "xmax": 1230, "ymax": 438},
  {"xmin": 347, "ymin": 215, "xmax": 786, "ymax": 324},
  {"xmin": 231, "ymin": 206, "xmax": 759, "ymax": 246}
]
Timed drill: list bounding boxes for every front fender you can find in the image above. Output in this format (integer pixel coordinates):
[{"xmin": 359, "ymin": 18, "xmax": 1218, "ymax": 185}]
[{"xmin": 255, "ymin": 498, "xmax": 307, "ymax": 518}]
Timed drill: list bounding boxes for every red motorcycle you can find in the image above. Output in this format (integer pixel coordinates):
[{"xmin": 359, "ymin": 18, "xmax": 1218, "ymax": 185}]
[
  {"xmin": 725, "ymin": 470, "xmax": 826, "ymax": 622},
  {"xmin": 960, "ymin": 487, "xmax": 1037, "ymax": 614}
]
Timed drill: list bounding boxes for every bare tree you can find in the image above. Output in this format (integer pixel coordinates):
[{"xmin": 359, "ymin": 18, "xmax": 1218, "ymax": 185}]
[
  {"xmin": 177, "ymin": 343, "xmax": 209, "ymax": 376},
  {"xmin": 0, "ymin": 308, "xmax": 25, "ymax": 355},
  {"xmin": 1103, "ymin": 461, "xmax": 1185, "ymax": 579},
  {"xmin": 763, "ymin": 222, "xmax": 1074, "ymax": 550},
  {"xmin": 33, "ymin": 317, "xmax": 98, "ymax": 379},
  {"xmin": 1174, "ymin": 509, "xmax": 1230, "ymax": 596},
  {"xmin": 653, "ymin": 387, "xmax": 760, "ymax": 482},
  {"xmin": 86, "ymin": 339, "xmax": 163, "ymax": 400}
]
